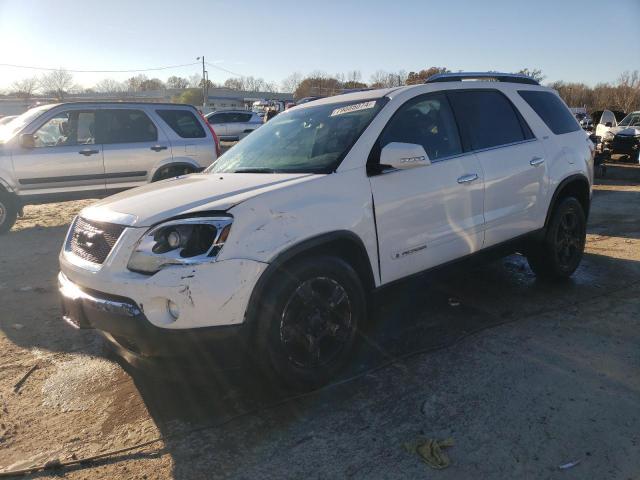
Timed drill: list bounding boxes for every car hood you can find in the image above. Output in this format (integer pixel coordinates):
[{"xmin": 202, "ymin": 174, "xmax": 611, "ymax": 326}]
[
  {"xmin": 613, "ymin": 127, "xmax": 640, "ymax": 137},
  {"xmin": 80, "ymin": 172, "xmax": 319, "ymax": 227}
]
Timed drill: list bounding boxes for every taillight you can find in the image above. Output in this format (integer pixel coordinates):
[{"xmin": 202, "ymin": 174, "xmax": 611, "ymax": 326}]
[{"xmin": 199, "ymin": 112, "xmax": 221, "ymax": 158}]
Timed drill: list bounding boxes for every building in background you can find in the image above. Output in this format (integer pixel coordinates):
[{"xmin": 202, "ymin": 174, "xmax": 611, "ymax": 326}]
[{"xmin": 0, "ymin": 88, "xmax": 293, "ymax": 116}]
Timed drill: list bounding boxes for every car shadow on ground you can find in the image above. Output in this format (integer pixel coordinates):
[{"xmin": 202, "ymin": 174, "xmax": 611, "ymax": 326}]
[{"xmin": 118, "ymin": 247, "xmax": 639, "ymax": 479}]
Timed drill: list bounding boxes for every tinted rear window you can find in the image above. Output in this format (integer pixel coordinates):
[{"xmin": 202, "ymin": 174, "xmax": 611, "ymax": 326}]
[
  {"xmin": 156, "ymin": 109, "xmax": 206, "ymax": 138},
  {"xmin": 100, "ymin": 109, "xmax": 157, "ymax": 144},
  {"xmin": 518, "ymin": 90, "xmax": 580, "ymax": 135},
  {"xmin": 448, "ymin": 90, "xmax": 528, "ymax": 150}
]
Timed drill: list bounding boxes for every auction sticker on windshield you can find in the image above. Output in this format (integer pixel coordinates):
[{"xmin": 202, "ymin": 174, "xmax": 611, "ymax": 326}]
[{"xmin": 331, "ymin": 101, "xmax": 376, "ymax": 117}]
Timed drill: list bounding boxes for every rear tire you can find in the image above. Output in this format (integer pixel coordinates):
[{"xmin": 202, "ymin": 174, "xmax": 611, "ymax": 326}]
[
  {"xmin": 527, "ymin": 197, "xmax": 586, "ymax": 279},
  {"xmin": 0, "ymin": 192, "xmax": 17, "ymax": 234},
  {"xmin": 253, "ymin": 255, "xmax": 366, "ymax": 391}
]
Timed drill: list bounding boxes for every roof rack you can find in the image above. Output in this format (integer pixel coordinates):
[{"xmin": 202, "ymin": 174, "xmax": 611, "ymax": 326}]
[{"xmin": 425, "ymin": 72, "xmax": 539, "ymax": 85}]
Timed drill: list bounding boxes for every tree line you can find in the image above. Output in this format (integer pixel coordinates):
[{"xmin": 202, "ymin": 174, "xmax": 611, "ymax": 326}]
[{"xmin": 5, "ymin": 67, "xmax": 640, "ymax": 114}]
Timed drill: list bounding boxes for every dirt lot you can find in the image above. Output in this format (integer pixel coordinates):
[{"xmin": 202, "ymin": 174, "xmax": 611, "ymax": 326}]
[{"xmin": 0, "ymin": 168, "xmax": 639, "ymax": 479}]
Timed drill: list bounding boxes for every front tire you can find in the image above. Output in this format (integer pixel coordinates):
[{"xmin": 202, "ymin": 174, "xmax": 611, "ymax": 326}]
[
  {"xmin": 0, "ymin": 192, "xmax": 17, "ymax": 234},
  {"xmin": 253, "ymin": 255, "xmax": 366, "ymax": 390},
  {"xmin": 527, "ymin": 197, "xmax": 586, "ymax": 279}
]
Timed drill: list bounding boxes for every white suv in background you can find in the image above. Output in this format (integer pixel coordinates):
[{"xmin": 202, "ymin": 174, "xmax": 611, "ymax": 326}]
[
  {"xmin": 0, "ymin": 102, "xmax": 220, "ymax": 232},
  {"xmin": 58, "ymin": 73, "xmax": 593, "ymax": 389}
]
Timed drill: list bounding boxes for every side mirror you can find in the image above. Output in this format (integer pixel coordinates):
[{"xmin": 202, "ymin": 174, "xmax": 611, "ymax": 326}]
[
  {"xmin": 20, "ymin": 133, "xmax": 35, "ymax": 149},
  {"xmin": 380, "ymin": 142, "xmax": 431, "ymax": 170},
  {"xmin": 605, "ymin": 122, "xmax": 613, "ymax": 128}
]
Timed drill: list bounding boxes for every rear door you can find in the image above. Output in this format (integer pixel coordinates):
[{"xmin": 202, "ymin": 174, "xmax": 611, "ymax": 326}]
[
  {"xmin": 12, "ymin": 107, "xmax": 105, "ymax": 195},
  {"xmin": 448, "ymin": 89, "xmax": 546, "ymax": 247},
  {"xmin": 227, "ymin": 112, "xmax": 255, "ymax": 138},
  {"xmin": 99, "ymin": 107, "xmax": 169, "ymax": 190},
  {"xmin": 155, "ymin": 108, "xmax": 216, "ymax": 168},
  {"xmin": 369, "ymin": 92, "xmax": 485, "ymax": 283}
]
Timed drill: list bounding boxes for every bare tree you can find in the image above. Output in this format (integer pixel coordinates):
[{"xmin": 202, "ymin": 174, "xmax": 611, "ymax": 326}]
[
  {"xmin": 125, "ymin": 74, "xmax": 148, "ymax": 92},
  {"xmin": 94, "ymin": 78, "xmax": 124, "ymax": 93},
  {"xmin": 39, "ymin": 69, "xmax": 74, "ymax": 100},
  {"xmin": 11, "ymin": 77, "xmax": 39, "ymax": 101},
  {"xmin": 280, "ymin": 72, "xmax": 303, "ymax": 93},
  {"xmin": 166, "ymin": 76, "xmax": 189, "ymax": 89},
  {"xmin": 369, "ymin": 70, "xmax": 407, "ymax": 88},
  {"xmin": 406, "ymin": 67, "xmax": 449, "ymax": 85},
  {"xmin": 188, "ymin": 73, "xmax": 202, "ymax": 88},
  {"xmin": 516, "ymin": 68, "xmax": 545, "ymax": 83},
  {"xmin": 614, "ymin": 71, "xmax": 640, "ymax": 113}
]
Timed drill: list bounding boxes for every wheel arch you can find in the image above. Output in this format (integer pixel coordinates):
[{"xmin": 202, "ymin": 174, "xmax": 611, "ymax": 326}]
[
  {"xmin": 244, "ymin": 230, "xmax": 376, "ymax": 325},
  {"xmin": 545, "ymin": 174, "xmax": 591, "ymax": 228},
  {"xmin": 150, "ymin": 160, "xmax": 202, "ymax": 181}
]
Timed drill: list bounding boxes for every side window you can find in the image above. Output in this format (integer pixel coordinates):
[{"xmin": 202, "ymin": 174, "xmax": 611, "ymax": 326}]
[
  {"xmin": 238, "ymin": 113, "xmax": 253, "ymax": 123},
  {"xmin": 379, "ymin": 93, "xmax": 462, "ymax": 161},
  {"xmin": 448, "ymin": 90, "xmax": 526, "ymax": 150},
  {"xmin": 100, "ymin": 109, "xmax": 157, "ymax": 144},
  {"xmin": 518, "ymin": 90, "xmax": 581, "ymax": 135},
  {"xmin": 207, "ymin": 114, "xmax": 223, "ymax": 125},
  {"xmin": 157, "ymin": 109, "xmax": 206, "ymax": 138},
  {"xmin": 34, "ymin": 111, "xmax": 96, "ymax": 148}
]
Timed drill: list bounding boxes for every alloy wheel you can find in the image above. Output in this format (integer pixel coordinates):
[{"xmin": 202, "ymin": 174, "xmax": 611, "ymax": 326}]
[
  {"xmin": 555, "ymin": 210, "xmax": 583, "ymax": 268},
  {"xmin": 280, "ymin": 276, "xmax": 353, "ymax": 368}
]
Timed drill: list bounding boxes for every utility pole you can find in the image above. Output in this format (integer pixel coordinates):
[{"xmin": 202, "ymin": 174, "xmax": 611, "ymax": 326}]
[{"xmin": 197, "ymin": 56, "xmax": 208, "ymax": 112}]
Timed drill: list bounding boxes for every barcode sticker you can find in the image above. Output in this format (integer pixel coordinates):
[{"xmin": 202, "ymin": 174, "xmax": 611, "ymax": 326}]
[{"xmin": 330, "ymin": 101, "xmax": 376, "ymax": 117}]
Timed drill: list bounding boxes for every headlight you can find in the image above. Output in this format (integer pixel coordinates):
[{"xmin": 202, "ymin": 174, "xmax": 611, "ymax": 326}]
[{"xmin": 127, "ymin": 216, "xmax": 232, "ymax": 274}]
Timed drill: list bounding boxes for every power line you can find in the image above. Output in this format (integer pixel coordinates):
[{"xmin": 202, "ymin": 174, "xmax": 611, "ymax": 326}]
[
  {"xmin": 205, "ymin": 61, "xmax": 244, "ymax": 78},
  {"xmin": 0, "ymin": 62, "xmax": 201, "ymax": 74}
]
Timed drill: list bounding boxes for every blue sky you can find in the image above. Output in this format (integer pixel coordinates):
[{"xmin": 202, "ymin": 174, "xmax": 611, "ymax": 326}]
[{"xmin": 0, "ymin": 0, "xmax": 638, "ymax": 90}]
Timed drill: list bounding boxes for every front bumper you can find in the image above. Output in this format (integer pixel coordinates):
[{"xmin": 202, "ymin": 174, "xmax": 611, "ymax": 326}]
[
  {"xmin": 611, "ymin": 136, "xmax": 640, "ymax": 156},
  {"xmin": 59, "ymin": 272, "xmax": 253, "ymax": 369}
]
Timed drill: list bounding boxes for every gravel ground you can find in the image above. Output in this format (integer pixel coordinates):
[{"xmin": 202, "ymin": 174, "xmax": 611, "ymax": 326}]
[{"xmin": 0, "ymin": 171, "xmax": 638, "ymax": 479}]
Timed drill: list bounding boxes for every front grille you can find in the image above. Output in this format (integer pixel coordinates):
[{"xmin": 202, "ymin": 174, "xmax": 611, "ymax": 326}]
[
  {"xmin": 67, "ymin": 217, "xmax": 125, "ymax": 265},
  {"xmin": 611, "ymin": 135, "xmax": 639, "ymax": 154}
]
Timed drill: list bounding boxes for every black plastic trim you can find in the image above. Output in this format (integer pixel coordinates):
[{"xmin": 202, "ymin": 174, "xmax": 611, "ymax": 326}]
[{"xmin": 19, "ymin": 171, "xmax": 146, "ymax": 185}]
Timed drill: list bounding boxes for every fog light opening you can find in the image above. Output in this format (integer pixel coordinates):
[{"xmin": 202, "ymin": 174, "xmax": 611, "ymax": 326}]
[{"xmin": 167, "ymin": 300, "xmax": 180, "ymax": 320}]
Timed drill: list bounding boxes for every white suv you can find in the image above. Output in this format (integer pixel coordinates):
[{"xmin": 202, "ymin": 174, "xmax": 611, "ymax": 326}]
[{"xmin": 58, "ymin": 73, "xmax": 593, "ymax": 389}]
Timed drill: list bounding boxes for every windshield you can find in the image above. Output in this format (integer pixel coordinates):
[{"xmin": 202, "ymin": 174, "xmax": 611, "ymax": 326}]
[
  {"xmin": 209, "ymin": 99, "xmax": 384, "ymax": 174},
  {"xmin": 0, "ymin": 104, "xmax": 56, "ymax": 143},
  {"xmin": 618, "ymin": 113, "xmax": 640, "ymax": 127}
]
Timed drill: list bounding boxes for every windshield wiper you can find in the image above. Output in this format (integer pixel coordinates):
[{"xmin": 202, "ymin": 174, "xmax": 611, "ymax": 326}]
[{"xmin": 232, "ymin": 167, "xmax": 279, "ymax": 173}]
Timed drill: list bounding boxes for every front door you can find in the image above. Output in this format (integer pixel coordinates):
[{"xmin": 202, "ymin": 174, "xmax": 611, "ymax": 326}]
[
  {"xmin": 369, "ymin": 93, "xmax": 485, "ymax": 284},
  {"xmin": 12, "ymin": 108, "xmax": 105, "ymax": 196}
]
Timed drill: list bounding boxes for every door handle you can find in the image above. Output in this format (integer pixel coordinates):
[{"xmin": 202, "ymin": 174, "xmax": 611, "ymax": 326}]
[
  {"xmin": 150, "ymin": 145, "xmax": 168, "ymax": 152},
  {"xmin": 78, "ymin": 149, "xmax": 99, "ymax": 156},
  {"xmin": 530, "ymin": 157, "xmax": 545, "ymax": 167},
  {"xmin": 457, "ymin": 173, "xmax": 479, "ymax": 184}
]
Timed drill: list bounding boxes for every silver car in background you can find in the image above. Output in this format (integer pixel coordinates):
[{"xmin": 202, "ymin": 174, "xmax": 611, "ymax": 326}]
[
  {"xmin": 205, "ymin": 110, "xmax": 262, "ymax": 142},
  {"xmin": 0, "ymin": 102, "xmax": 219, "ymax": 233}
]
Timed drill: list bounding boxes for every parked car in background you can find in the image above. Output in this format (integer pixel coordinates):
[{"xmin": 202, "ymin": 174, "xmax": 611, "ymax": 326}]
[
  {"xmin": 609, "ymin": 111, "xmax": 640, "ymax": 162},
  {"xmin": 0, "ymin": 102, "xmax": 219, "ymax": 233},
  {"xmin": 205, "ymin": 110, "xmax": 262, "ymax": 141},
  {"xmin": 0, "ymin": 115, "xmax": 17, "ymax": 126},
  {"xmin": 58, "ymin": 72, "xmax": 592, "ymax": 389}
]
